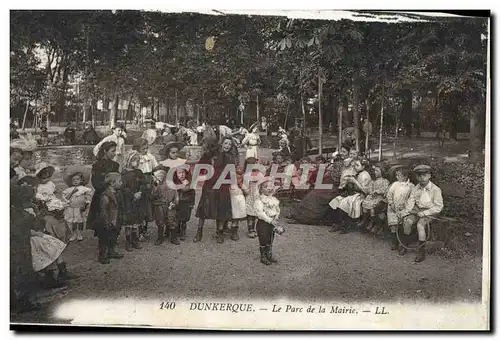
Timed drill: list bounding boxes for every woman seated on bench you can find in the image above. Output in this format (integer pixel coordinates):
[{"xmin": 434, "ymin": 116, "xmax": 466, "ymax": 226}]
[{"xmin": 329, "ymin": 158, "xmax": 372, "ymax": 234}]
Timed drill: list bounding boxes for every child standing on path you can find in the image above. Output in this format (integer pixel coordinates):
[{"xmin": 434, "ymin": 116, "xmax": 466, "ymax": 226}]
[
  {"xmin": 243, "ymin": 157, "xmax": 264, "ymax": 239},
  {"xmin": 97, "ymin": 172, "xmax": 125, "ymax": 264},
  {"xmin": 62, "ymin": 170, "xmax": 93, "ymax": 242},
  {"xmin": 173, "ymin": 167, "xmax": 195, "ymax": 241},
  {"xmin": 229, "ymin": 168, "xmax": 247, "ymax": 241},
  {"xmin": 254, "ymin": 179, "xmax": 285, "ymax": 265},
  {"xmin": 151, "ymin": 165, "xmax": 179, "ymax": 246}
]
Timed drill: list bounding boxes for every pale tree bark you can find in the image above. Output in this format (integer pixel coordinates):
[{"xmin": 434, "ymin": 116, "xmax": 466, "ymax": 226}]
[
  {"xmin": 337, "ymin": 97, "xmax": 343, "ymax": 152},
  {"xmin": 378, "ymin": 78, "xmax": 385, "ymax": 162},
  {"xmin": 21, "ymin": 99, "xmax": 29, "ymax": 130},
  {"xmin": 109, "ymin": 90, "xmax": 119, "ymax": 129},
  {"xmin": 469, "ymin": 103, "xmax": 484, "ymax": 163},
  {"xmin": 318, "ymin": 72, "xmax": 323, "ymax": 155},
  {"xmin": 352, "ymin": 82, "xmax": 360, "ymax": 152}
]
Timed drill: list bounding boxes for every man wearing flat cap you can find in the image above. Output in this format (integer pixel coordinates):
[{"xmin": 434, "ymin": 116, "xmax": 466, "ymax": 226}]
[{"xmin": 397, "ymin": 164, "xmax": 443, "ymax": 262}]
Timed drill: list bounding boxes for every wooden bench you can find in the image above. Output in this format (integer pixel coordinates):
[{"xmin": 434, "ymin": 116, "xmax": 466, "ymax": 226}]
[{"xmin": 426, "ymin": 182, "xmax": 466, "ymax": 249}]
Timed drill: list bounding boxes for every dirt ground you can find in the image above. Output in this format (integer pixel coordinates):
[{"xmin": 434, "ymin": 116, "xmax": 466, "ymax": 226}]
[
  {"xmin": 11, "ymin": 197, "xmax": 483, "ymax": 325},
  {"xmin": 10, "ymin": 138, "xmax": 485, "ymax": 325}
]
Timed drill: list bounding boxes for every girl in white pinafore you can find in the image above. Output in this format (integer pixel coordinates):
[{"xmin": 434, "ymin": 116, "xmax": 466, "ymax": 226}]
[
  {"xmin": 329, "ymin": 159, "xmax": 372, "ymax": 233},
  {"xmin": 241, "ymin": 127, "xmax": 261, "ymax": 159},
  {"xmin": 229, "ymin": 170, "xmax": 247, "ymax": 241}
]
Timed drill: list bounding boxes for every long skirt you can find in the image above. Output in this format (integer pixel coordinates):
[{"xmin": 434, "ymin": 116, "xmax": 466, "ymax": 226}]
[
  {"xmin": 44, "ymin": 214, "xmax": 69, "ymax": 243},
  {"xmin": 329, "ymin": 193, "xmax": 364, "ymax": 219},
  {"xmin": 30, "ymin": 234, "xmax": 66, "ymax": 272},
  {"xmin": 195, "ymin": 184, "xmax": 232, "ymax": 221},
  {"xmin": 87, "ymin": 188, "xmax": 104, "ymax": 231},
  {"xmin": 245, "ymin": 146, "xmax": 258, "ymax": 159}
]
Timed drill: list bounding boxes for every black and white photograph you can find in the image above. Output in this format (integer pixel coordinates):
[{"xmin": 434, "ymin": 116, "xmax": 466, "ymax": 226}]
[{"xmin": 8, "ymin": 9, "xmax": 490, "ymax": 330}]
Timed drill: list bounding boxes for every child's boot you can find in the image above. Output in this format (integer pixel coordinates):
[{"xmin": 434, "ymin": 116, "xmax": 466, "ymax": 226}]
[
  {"xmin": 179, "ymin": 222, "xmax": 187, "ymax": 241},
  {"xmin": 260, "ymin": 246, "xmax": 271, "ymax": 265},
  {"xmin": 216, "ymin": 229, "xmax": 225, "ymax": 244},
  {"xmin": 414, "ymin": 242, "xmax": 426, "ymax": 262},
  {"xmin": 125, "ymin": 233, "xmax": 132, "ymax": 252},
  {"xmin": 170, "ymin": 228, "xmax": 181, "ymax": 245},
  {"xmin": 230, "ymin": 226, "xmax": 240, "ymax": 241},
  {"xmin": 398, "ymin": 230, "xmax": 408, "ymax": 256},
  {"xmin": 57, "ymin": 262, "xmax": 76, "ymax": 280},
  {"xmin": 77, "ymin": 224, "xmax": 84, "ymax": 241},
  {"xmin": 155, "ymin": 225, "xmax": 165, "ymax": 245},
  {"xmin": 98, "ymin": 240, "xmax": 110, "ymax": 264},
  {"xmin": 69, "ymin": 224, "xmax": 77, "ymax": 242},
  {"xmin": 131, "ymin": 230, "xmax": 142, "ymax": 249},
  {"xmin": 108, "ymin": 241, "xmax": 124, "ymax": 259},
  {"xmin": 391, "ymin": 232, "xmax": 399, "ymax": 251},
  {"xmin": 43, "ymin": 269, "xmax": 68, "ymax": 289},
  {"xmin": 267, "ymin": 244, "xmax": 278, "ymax": 263},
  {"xmin": 193, "ymin": 227, "xmax": 203, "ymax": 243},
  {"xmin": 247, "ymin": 222, "xmax": 257, "ymax": 238}
]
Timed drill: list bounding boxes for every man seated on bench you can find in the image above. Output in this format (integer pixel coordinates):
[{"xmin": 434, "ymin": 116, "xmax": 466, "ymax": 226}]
[{"xmin": 397, "ymin": 165, "xmax": 444, "ymax": 263}]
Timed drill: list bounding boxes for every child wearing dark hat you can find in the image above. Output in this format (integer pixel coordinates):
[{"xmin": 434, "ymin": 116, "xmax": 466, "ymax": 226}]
[
  {"xmin": 398, "ymin": 165, "xmax": 443, "ymax": 262},
  {"xmin": 173, "ymin": 167, "xmax": 195, "ymax": 241},
  {"xmin": 97, "ymin": 172, "xmax": 124, "ymax": 264},
  {"xmin": 62, "ymin": 170, "xmax": 93, "ymax": 242},
  {"xmin": 151, "ymin": 165, "xmax": 180, "ymax": 245}
]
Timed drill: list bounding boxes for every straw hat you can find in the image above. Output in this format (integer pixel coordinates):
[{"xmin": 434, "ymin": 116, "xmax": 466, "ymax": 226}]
[
  {"xmin": 63, "ymin": 165, "xmax": 91, "ymax": 187},
  {"xmin": 159, "ymin": 141, "xmax": 186, "ymax": 156},
  {"xmin": 35, "ymin": 162, "xmax": 55, "ymax": 178}
]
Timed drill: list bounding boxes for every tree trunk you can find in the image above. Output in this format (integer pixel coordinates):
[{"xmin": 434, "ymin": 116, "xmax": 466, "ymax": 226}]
[
  {"xmin": 353, "ymin": 82, "xmax": 360, "ymax": 151},
  {"xmin": 365, "ymin": 97, "xmax": 370, "ymax": 157},
  {"xmin": 21, "ymin": 99, "xmax": 29, "ymax": 130},
  {"xmin": 393, "ymin": 117, "xmax": 399, "ymax": 160},
  {"xmin": 338, "ymin": 97, "xmax": 343, "ymax": 152},
  {"xmin": 256, "ymin": 94, "xmax": 260, "ymax": 122},
  {"xmin": 301, "ymin": 93, "xmax": 306, "ymax": 155},
  {"xmin": 175, "ymin": 89, "xmax": 178, "ymax": 125},
  {"xmin": 318, "ymin": 72, "xmax": 323, "ymax": 155},
  {"xmin": 91, "ymin": 95, "xmax": 97, "ymax": 126},
  {"xmin": 469, "ymin": 104, "xmax": 483, "ymax": 163},
  {"xmin": 284, "ymin": 102, "xmax": 290, "ymax": 129},
  {"xmin": 378, "ymin": 78, "xmax": 385, "ymax": 162},
  {"xmin": 58, "ymin": 65, "xmax": 69, "ymax": 123},
  {"xmin": 110, "ymin": 91, "xmax": 119, "ymax": 129}
]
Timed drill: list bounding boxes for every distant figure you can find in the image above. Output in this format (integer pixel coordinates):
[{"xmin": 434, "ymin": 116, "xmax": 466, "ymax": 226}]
[
  {"xmin": 63, "ymin": 123, "xmax": 76, "ymax": 145},
  {"xmin": 82, "ymin": 122, "xmax": 100, "ymax": 145},
  {"xmin": 10, "ymin": 124, "xmax": 20, "ymax": 140},
  {"xmin": 141, "ymin": 121, "xmax": 158, "ymax": 146},
  {"xmin": 40, "ymin": 127, "xmax": 49, "ymax": 147}
]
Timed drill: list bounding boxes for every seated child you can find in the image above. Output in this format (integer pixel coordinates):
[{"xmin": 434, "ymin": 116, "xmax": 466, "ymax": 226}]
[
  {"xmin": 386, "ymin": 166, "xmax": 415, "ymax": 252},
  {"xmin": 398, "ymin": 165, "xmax": 443, "ymax": 263},
  {"xmin": 34, "ymin": 163, "xmax": 68, "ymax": 242},
  {"xmin": 361, "ymin": 163, "xmax": 390, "ymax": 234}
]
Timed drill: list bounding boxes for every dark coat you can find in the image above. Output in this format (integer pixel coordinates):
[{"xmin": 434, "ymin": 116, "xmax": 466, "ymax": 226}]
[
  {"xmin": 177, "ymin": 187, "xmax": 196, "ymax": 222},
  {"xmin": 121, "ymin": 169, "xmax": 148, "ymax": 226},
  {"xmin": 87, "ymin": 158, "xmax": 120, "ymax": 231},
  {"xmin": 99, "ymin": 187, "xmax": 123, "ymax": 230}
]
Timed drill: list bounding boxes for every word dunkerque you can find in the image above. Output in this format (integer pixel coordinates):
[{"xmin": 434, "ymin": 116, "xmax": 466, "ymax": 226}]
[{"xmin": 189, "ymin": 303, "xmax": 255, "ymax": 313}]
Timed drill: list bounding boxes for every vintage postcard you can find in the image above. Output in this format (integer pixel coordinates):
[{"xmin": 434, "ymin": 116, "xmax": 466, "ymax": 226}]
[{"xmin": 8, "ymin": 9, "xmax": 490, "ymax": 330}]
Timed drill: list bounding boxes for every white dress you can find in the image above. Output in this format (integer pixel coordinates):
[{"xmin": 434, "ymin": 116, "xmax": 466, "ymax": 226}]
[
  {"xmin": 243, "ymin": 172, "xmax": 264, "ymax": 216},
  {"xmin": 138, "ymin": 152, "xmax": 158, "ymax": 173},
  {"xmin": 62, "ymin": 185, "xmax": 93, "ymax": 223},
  {"xmin": 230, "ymin": 184, "xmax": 247, "ymax": 220},
  {"xmin": 30, "ymin": 233, "xmax": 67, "ymax": 272},
  {"xmin": 329, "ymin": 170, "xmax": 371, "ymax": 219},
  {"xmin": 36, "ymin": 181, "xmax": 66, "ymax": 211},
  {"xmin": 386, "ymin": 180, "xmax": 415, "ymax": 226},
  {"xmin": 242, "ymin": 133, "xmax": 260, "ymax": 159}
]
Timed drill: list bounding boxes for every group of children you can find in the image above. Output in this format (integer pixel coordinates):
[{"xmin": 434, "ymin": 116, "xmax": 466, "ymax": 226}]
[{"xmin": 329, "ymin": 148, "xmax": 444, "ymax": 263}]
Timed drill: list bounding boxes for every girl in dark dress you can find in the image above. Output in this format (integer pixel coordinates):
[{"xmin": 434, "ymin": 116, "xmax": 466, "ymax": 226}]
[
  {"xmin": 120, "ymin": 150, "xmax": 147, "ymax": 251},
  {"xmin": 193, "ymin": 137, "xmax": 237, "ymax": 244},
  {"xmin": 87, "ymin": 141, "xmax": 122, "ymax": 259},
  {"xmin": 173, "ymin": 168, "xmax": 195, "ymax": 241}
]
